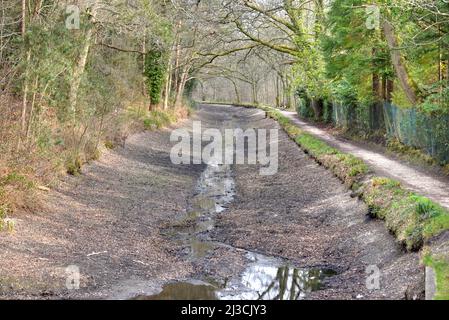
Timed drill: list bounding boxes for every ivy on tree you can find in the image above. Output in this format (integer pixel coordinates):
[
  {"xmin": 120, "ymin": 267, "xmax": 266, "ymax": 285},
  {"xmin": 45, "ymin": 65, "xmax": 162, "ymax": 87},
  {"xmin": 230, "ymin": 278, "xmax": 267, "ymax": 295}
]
[{"xmin": 145, "ymin": 49, "xmax": 167, "ymax": 107}]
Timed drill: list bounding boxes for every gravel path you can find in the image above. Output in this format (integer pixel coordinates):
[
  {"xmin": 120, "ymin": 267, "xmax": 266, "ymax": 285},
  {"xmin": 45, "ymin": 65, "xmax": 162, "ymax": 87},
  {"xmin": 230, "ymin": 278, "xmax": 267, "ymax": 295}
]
[
  {"xmin": 281, "ymin": 110, "xmax": 449, "ymax": 209},
  {"xmin": 0, "ymin": 104, "xmax": 424, "ymax": 300}
]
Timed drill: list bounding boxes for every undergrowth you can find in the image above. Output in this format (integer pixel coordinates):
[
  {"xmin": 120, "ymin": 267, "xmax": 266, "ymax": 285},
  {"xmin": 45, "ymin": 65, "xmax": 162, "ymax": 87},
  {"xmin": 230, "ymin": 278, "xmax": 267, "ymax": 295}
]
[
  {"xmin": 387, "ymin": 138, "xmax": 438, "ymax": 167},
  {"xmin": 0, "ymin": 101, "xmax": 190, "ymax": 225}
]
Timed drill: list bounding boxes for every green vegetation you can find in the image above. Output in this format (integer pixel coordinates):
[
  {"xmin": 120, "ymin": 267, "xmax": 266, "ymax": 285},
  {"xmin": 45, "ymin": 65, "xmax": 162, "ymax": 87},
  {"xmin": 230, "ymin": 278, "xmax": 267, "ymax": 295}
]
[
  {"xmin": 208, "ymin": 0, "xmax": 449, "ymax": 167},
  {"xmin": 0, "ymin": 1, "xmax": 197, "ymax": 217},
  {"xmin": 387, "ymin": 139, "xmax": 437, "ymax": 166},
  {"xmin": 424, "ymin": 254, "xmax": 449, "ymax": 300},
  {"xmin": 364, "ymin": 178, "xmax": 449, "ymax": 251},
  {"xmin": 145, "ymin": 49, "xmax": 168, "ymax": 107},
  {"xmin": 242, "ymin": 103, "xmax": 449, "ymax": 252},
  {"xmin": 143, "ymin": 109, "xmax": 178, "ymax": 130},
  {"xmin": 0, "ymin": 171, "xmax": 34, "ymax": 231},
  {"xmin": 305, "ymin": 1, "xmax": 449, "ymax": 166},
  {"xmin": 0, "ymin": 203, "xmax": 8, "ymax": 231},
  {"xmin": 0, "ymin": 172, "xmax": 35, "ymax": 190},
  {"xmin": 104, "ymin": 141, "xmax": 115, "ymax": 150}
]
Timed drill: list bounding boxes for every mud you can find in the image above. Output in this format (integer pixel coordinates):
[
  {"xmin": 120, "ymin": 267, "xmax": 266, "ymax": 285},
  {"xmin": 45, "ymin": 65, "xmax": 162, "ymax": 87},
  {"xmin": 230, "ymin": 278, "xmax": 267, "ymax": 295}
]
[{"xmin": 0, "ymin": 104, "xmax": 424, "ymax": 300}]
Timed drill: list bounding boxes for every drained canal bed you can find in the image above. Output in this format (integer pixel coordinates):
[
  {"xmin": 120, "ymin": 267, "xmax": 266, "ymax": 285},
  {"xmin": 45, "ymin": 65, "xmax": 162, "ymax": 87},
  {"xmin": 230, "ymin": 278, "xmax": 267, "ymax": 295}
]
[
  {"xmin": 144, "ymin": 162, "xmax": 338, "ymax": 300},
  {"xmin": 0, "ymin": 105, "xmax": 423, "ymax": 300}
]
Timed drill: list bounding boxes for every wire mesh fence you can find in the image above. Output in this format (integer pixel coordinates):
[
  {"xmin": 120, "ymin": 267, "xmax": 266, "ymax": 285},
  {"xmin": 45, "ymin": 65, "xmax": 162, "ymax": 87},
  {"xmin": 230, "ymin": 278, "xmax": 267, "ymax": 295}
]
[
  {"xmin": 383, "ymin": 103, "xmax": 449, "ymax": 165},
  {"xmin": 329, "ymin": 102, "xmax": 449, "ymax": 165},
  {"xmin": 297, "ymin": 97, "xmax": 449, "ymax": 165}
]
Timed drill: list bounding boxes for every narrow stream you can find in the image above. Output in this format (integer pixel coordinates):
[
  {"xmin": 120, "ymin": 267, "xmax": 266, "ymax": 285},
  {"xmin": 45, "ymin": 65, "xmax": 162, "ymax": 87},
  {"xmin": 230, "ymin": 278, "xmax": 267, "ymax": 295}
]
[{"xmin": 142, "ymin": 160, "xmax": 337, "ymax": 300}]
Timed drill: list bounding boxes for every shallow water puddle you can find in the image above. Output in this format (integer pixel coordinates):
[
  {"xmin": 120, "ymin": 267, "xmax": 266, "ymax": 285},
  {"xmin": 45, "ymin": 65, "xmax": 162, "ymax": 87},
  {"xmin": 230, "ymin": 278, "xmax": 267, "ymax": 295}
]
[
  {"xmin": 138, "ymin": 282, "xmax": 217, "ymax": 300},
  {"xmin": 217, "ymin": 253, "xmax": 337, "ymax": 300},
  {"xmin": 156, "ymin": 163, "xmax": 337, "ymax": 300},
  {"xmin": 180, "ymin": 163, "xmax": 236, "ymax": 259},
  {"xmin": 141, "ymin": 253, "xmax": 336, "ymax": 300}
]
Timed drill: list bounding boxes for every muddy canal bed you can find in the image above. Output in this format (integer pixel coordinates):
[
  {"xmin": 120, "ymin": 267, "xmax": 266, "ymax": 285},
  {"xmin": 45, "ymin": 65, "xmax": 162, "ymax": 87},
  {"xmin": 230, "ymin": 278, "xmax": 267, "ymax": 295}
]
[
  {"xmin": 153, "ymin": 105, "xmax": 422, "ymax": 301},
  {"xmin": 152, "ymin": 157, "xmax": 338, "ymax": 300},
  {"xmin": 0, "ymin": 104, "xmax": 423, "ymax": 300}
]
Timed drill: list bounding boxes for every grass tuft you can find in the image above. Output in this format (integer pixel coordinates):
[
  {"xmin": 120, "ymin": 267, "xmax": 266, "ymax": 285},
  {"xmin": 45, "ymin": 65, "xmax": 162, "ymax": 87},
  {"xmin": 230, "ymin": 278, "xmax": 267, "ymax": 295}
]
[{"xmin": 143, "ymin": 109, "xmax": 181, "ymax": 131}]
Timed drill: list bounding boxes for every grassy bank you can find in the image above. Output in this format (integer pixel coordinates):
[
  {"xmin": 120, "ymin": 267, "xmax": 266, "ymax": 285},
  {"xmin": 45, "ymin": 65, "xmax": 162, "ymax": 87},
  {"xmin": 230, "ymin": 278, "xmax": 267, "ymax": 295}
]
[
  {"xmin": 208, "ymin": 101, "xmax": 449, "ymax": 299},
  {"xmin": 363, "ymin": 178, "xmax": 449, "ymax": 251}
]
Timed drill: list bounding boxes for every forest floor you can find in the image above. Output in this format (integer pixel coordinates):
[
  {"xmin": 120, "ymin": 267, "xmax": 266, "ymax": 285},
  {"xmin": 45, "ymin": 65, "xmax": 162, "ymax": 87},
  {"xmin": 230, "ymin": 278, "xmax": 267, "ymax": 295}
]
[
  {"xmin": 0, "ymin": 104, "xmax": 423, "ymax": 300},
  {"xmin": 281, "ymin": 111, "xmax": 449, "ymax": 210}
]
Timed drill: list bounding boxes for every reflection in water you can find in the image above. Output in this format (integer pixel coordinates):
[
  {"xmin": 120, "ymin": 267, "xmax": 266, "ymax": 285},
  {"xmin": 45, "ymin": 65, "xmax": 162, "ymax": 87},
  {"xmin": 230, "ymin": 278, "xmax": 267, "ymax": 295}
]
[
  {"xmin": 218, "ymin": 254, "xmax": 337, "ymax": 300},
  {"xmin": 181, "ymin": 163, "xmax": 236, "ymax": 259},
  {"xmin": 141, "ymin": 254, "xmax": 337, "ymax": 301},
  {"xmin": 137, "ymin": 282, "xmax": 217, "ymax": 300}
]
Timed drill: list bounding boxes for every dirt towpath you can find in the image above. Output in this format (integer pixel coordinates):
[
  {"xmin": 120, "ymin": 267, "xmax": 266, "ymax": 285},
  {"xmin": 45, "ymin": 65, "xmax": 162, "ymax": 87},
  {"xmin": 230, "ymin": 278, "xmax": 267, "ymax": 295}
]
[
  {"xmin": 281, "ymin": 111, "xmax": 449, "ymax": 210},
  {"xmin": 0, "ymin": 104, "xmax": 423, "ymax": 300}
]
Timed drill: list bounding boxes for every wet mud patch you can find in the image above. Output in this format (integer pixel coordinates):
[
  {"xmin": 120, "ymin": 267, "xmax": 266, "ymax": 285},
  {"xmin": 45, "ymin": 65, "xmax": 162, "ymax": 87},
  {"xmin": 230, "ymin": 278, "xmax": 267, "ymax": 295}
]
[
  {"xmin": 161, "ymin": 162, "xmax": 236, "ymax": 261},
  {"xmin": 209, "ymin": 105, "xmax": 423, "ymax": 300}
]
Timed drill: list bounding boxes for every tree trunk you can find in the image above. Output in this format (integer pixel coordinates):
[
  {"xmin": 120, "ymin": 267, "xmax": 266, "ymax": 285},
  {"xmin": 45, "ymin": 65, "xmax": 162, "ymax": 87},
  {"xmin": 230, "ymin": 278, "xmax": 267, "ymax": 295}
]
[
  {"xmin": 275, "ymin": 76, "xmax": 280, "ymax": 107},
  {"xmin": 21, "ymin": 0, "xmax": 26, "ymax": 36},
  {"xmin": 382, "ymin": 75, "xmax": 394, "ymax": 103},
  {"xmin": 370, "ymin": 48, "xmax": 384, "ymax": 130},
  {"xmin": 311, "ymin": 99, "xmax": 323, "ymax": 121},
  {"xmin": 18, "ymin": 1, "xmax": 28, "ymax": 149},
  {"xmin": 382, "ymin": 19, "xmax": 418, "ymax": 105},
  {"xmin": 231, "ymin": 79, "xmax": 240, "ymax": 103},
  {"xmin": 174, "ymin": 66, "xmax": 189, "ymax": 108},
  {"xmin": 372, "ymin": 47, "xmax": 381, "ymax": 101},
  {"xmin": 163, "ymin": 65, "xmax": 172, "ymax": 110},
  {"xmin": 285, "ymin": 75, "xmax": 292, "ymax": 109},
  {"xmin": 280, "ymin": 73, "xmax": 287, "ymax": 106},
  {"xmin": 163, "ymin": 42, "xmax": 176, "ymax": 110},
  {"xmin": 447, "ymin": 57, "xmax": 449, "ymax": 86},
  {"xmin": 142, "ymin": 34, "xmax": 146, "ymax": 97},
  {"xmin": 69, "ymin": 2, "xmax": 97, "ymax": 120},
  {"xmin": 26, "ymin": 76, "xmax": 38, "ymax": 142},
  {"xmin": 252, "ymin": 82, "xmax": 258, "ymax": 104},
  {"xmin": 20, "ymin": 49, "xmax": 31, "ymax": 136},
  {"xmin": 0, "ymin": 0, "xmax": 4, "ymax": 64},
  {"xmin": 373, "ymin": 73, "xmax": 381, "ymax": 98},
  {"xmin": 173, "ymin": 36, "xmax": 181, "ymax": 93}
]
